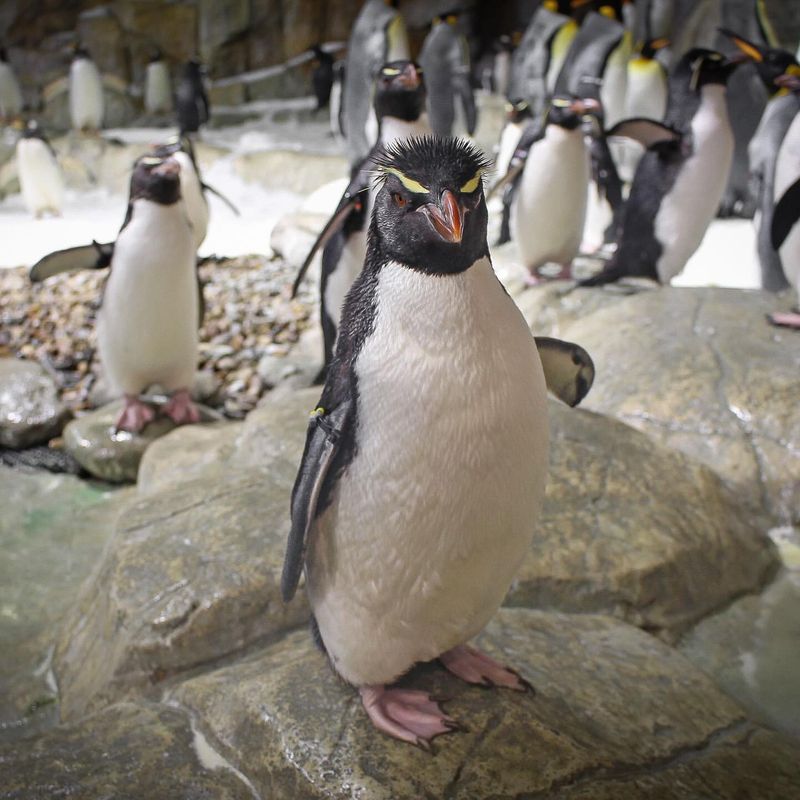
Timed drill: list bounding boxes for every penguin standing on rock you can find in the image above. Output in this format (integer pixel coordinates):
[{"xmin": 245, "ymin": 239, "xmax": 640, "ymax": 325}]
[
  {"xmin": 69, "ymin": 45, "xmax": 104, "ymax": 132},
  {"xmin": 579, "ymin": 49, "xmax": 744, "ymax": 286},
  {"xmin": 292, "ymin": 61, "xmax": 431, "ymax": 378},
  {"xmin": 16, "ymin": 121, "xmax": 64, "ymax": 218},
  {"xmin": 144, "ymin": 49, "xmax": 172, "ymax": 115},
  {"xmin": 0, "ymin": 47, "xmax": 23, "ymax": 122},
  {"xmin": 282, "ymin": 135, "xmax": 595, "ymax": 747},
  {"xmin": 419, "ymin": 11, "xmax": 476, "ymax": 138},
  {"xmin": 175, "ymin": 59, "xmax": 209, "ymax": 136}
]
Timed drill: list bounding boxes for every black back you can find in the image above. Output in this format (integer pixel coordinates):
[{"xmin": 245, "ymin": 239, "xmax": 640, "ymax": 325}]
[
  {"xmin": 175, "ymin": 59, "xmax": 209, "ymax": 134},
  {"xmin": 312, "ymin": 45, "xmax": 334, "ymax": 109}
]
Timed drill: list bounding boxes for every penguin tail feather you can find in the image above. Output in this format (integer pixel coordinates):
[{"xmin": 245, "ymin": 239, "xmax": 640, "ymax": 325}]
[{"xmin": 576, "ymin": 259, "xmax": 626, "ymax": 288}]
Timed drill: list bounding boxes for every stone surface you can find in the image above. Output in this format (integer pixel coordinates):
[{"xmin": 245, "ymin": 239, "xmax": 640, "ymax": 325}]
[
  {"xmin": 269, "ymin": 210, "xmax": 327, "ymax": 271},
  {"xmin": 547, "ymin": 286, "xmax": 800, "ymax": 524},
  {"xmin": 0, "ymin": 465, "xmax": 130, "ymax": 742},
  {"xmin": 170, "ymin": 608, "xmax": 800, "ymax": 800},
  {"xmin": 0, "ymin": 701, "xmax": 255, "ymax": 799},
  {"xmin": 234, "ymin": 150, "xmax": 347, "ymax": 196},
  {"xmin": 0, "ymin": 358, "xmax": 71, "ymax": 449}
]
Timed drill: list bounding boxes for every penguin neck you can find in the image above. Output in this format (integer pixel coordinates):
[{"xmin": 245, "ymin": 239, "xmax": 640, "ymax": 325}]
[{"xmin": 379, "ymin": 113, "xmax": 430, "ymax": 145}]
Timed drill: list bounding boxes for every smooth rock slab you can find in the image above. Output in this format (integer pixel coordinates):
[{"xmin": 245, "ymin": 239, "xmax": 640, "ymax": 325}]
[
  {"xmin": 0, "ymin": 702, "xmax": 255, "ymax": 799},
  {"xmin": 170, "ymin": 608, "xmax": 800, "ymax": 800},
  {"xmin": 0, "ymin": 358, "xmax": 71, "ymax": 449},
  {"xmin": 556, "ymin": 287, "xmax": 800, "ymax": 524}
]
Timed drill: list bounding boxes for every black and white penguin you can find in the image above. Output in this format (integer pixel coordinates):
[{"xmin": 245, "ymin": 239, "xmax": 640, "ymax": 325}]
[
  {"xmin": 311, "ymin": 44, "xmax": 334, "ymax": 110},
  {"xmin": 418, "ymin": 10, "xmax": 476, "ymax": 138},
  {"xmin": 292, "ymin": 61, "xmax": 430, "ymax": 377},
  {"xmin": 69, "ymin": 45, "xmax": 104, "ymax": 132},
  {"xmin": 0, "ymin": 46, "xmax": 23, "ymax": 122},
  {"xmin": 175, "ymin": 58, "xmax": 209, "ymax": 136},
  {"xmin": 329, "ymin": 60, "xmax": 346, "ymax": 141},
  {"xmin": 342, "ymin": 0, "xmax": 410, "ymax": 166},
  {"xmin": 282, "ymin": 135, "xmax": 594, "ymax": 747},
  {"xmin": 97, "ymin": 154, "xmax": 199, "ymax": 432},
  {"xmin": 491, "ymin": 34, "xmax": 514, "ymax": 97},
  {"xmin": 580, "ymin": 49, "xmax": 743, "ymax": 286},
  {"xmin": 16, "ymin": 120, "xmax": 64, "ymax": 218},
  {"xmin": 494, "ymin": 99, "xmax": 532, "ymax": 182},
  {"xmin": 144, "ymin": 48, "xmax": 172, "ymax": 115}
]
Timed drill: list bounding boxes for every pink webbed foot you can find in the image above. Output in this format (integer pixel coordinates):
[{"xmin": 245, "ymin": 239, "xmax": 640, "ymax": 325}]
[
  {"xmin": 524, "ymin": 263, "xmax": 573, "ymax": 286},
  {"xmin": 115, "ymin": 395, "xmax": 156, "ymax": 433},
  {"xmin": 768, "ymin": 311, "xmax": 800, "ymax": 329},
  {"xmin": 162, "ymin": 388, "xmax": 201, "ymax": 425},
  {"xmin": 359, "ymin": 685, "xmax": 461, "ymax": 749},
  {"xmin": 439, "ymin": 644, "xmax": 532, "ymax": 692}
]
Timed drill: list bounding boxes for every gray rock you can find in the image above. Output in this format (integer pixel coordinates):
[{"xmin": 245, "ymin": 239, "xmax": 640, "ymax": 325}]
[
  {"xmin": 169, "ymin": 608, "xmax": 800, "ymax": 799},
  {"xmin": 269, "ymin": 210, "xmax": 327, "ymax": 270},
  {"xmin": 554, "ymin": 287, "xmax": 800, "ymax": 524},
  {"xmin": 0, "ymin": 358, "xmax": 71, "ymax": 449},
  {"xmin": 0, "ymin": 465, "xmax": 131, "ymax": 742},
  {"xmin": 234, "ymin": 150, "xmax": 347, "ymax": 197},
  {"xmin": 0, "ymin": 701, "xmax": 256, "ymax": 799}
]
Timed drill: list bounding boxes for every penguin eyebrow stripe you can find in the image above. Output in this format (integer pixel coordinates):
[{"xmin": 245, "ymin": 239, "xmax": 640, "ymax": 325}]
[
  {"xmin": 460, "ymin": 171, "xmax": 483, "ymax": 193},
  {"xmin": 383, "ymin": 167, "xmax": 429, "ymax": 194}
]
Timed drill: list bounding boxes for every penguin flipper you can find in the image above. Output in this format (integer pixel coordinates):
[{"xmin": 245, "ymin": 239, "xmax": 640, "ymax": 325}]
[
  {"xmin": 29, "ymin": 240, "xmax": 113, "ymax": 283},
  {"xmin": 771, "ymin": 176, "xmax": 800, "ymax": 251},
  {"xmin": 283, "ymin": 399, "xmax": 353, "ymax": 602},
  {"xmin": 606, "ymin": 118, "xmax": 682, "ymax": 149},
  {"xmin": 291, "ymin": 193, "xmax": 364, "ymax": 297},
  {"xmin": 201, "ymin": 181, "xmax": 241, "ymax": 215},
  {"xmin": 535, "ymin": 337, "xmax": 595, "ymax": 407}
]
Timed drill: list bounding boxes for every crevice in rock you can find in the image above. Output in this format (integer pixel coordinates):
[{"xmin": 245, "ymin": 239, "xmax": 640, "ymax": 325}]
[{"xmin": 443, "ymin": 711, "xmax": 504, "ymax": 799}]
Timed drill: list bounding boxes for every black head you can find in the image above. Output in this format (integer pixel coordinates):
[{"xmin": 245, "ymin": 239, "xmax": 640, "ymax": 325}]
[
  {"xmin": 505, "ymin": 98, "xmax": 531, "ymax": 124},
  {"xmin": 129, "ymin": 154, "xmax": 182, "ymax": 205},
  {"xmin": 0, "ymin": 47, "xmax": 7, "ymax": 62},
  {"xmin": 22, "ymin": 120, "xmax": 47, "ymax": 141},
  {"xmin": 374, "ymin": 61, "xmax": 426, "ymax": 122},
  {"xmin": 73, "ymin": 43, "xmax": 90, "ymax": 60},
  {"xmin": 149, "ymin": 47, "xmax": 163, "ymax": 63},
  {"xmin": 184, "ymin": 58, "xmax": 204, "ymax": 80},
  {"xmin": 638, "ymin": 37, "xmax": 669, "ymax": 60},
  {"xmin": 371, "ymin": 136, "xmax": 491, "ymax": 275},
  {"xmin": 679, "ymin": 48, "xmax": 739, "ymax": 90},
  {"xmin": 546, "ymin": 95, "xmax": 599, "ymax": 129},
  {"xmin": 719, "ymin": 29, "xmax": 799, "ymax": 95},
  {"xmin": 543, "ymin": 0, "xmax": 572, "ymax": 14}
]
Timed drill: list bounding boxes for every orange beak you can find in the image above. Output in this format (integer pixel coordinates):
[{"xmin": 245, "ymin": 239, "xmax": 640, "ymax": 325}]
[{"xmin": 421, "ymin": 189, "xmax": 463, "ymax": 243}]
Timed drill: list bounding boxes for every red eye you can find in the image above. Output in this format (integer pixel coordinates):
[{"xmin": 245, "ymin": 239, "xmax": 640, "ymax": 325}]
[{"xmin": 392, "ymin": 192, "xmax": 407, "ymax": 208}]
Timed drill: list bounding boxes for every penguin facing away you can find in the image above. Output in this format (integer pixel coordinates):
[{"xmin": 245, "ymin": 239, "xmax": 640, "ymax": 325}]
[
  {"xmin": 17, "ymin": 121, "xmax": 65, "ymax": 218},
  {"xmin": 144, "ymin": 49, "xmax": 172, "ymax": 115},
  {"xmin": 69, "ymin": 45, "xmax": 104, "ymax": 132},
  {"xmin": 292, "ymin": 60, "xmax": 431, "ymax": 379},
  {"xmin": 282, "ymin": 136, "xmax": 594, "ymax": 747},
  {"xmin": 311, "ymin": 44, "xmax": 335, "ymax": 110},
  {"xmin": 0, "ymin": 47, "xmax": 23, "ymax": 121},
  {"xmin": 175, "ymin": 59, "xmax": 209, "ymax": 135},
  {"xmin": 97, "ymin": 154, "xmax": 199, "ymax": 432},
  {"xmin": 580, "ymin": 49, "xmax": 743, "ymax": 286}
]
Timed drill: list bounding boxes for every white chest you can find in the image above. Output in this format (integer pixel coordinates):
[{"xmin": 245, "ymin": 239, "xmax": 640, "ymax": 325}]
[
  {"xmin": 69, "ymin": 59, "xmax": 103, "ymax": 129},
  {"xmin": 173, "ymin": 151, "xmax": 208, "ymax": 249},
  {"xmin": 144, "ymin": 62, "xmax": 172, "ymax": 113},
  {"xmin": 309, "ymin": 258, "xmax": 550, "ymax": 686},
  {"xmin": 17, "ymin": 138, "xmax": 64, "ymax": 214},
  {"xmin": 380, "ymin": 113, "xmax": 431, "ymax": 144}
]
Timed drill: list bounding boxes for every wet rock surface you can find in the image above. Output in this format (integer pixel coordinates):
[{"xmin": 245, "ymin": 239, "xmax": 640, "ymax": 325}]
[
  {"xmin": 0, "ymin": 358, "xmax": 71, "ymax": 448},
  {"xmin": 167, "ymin": 608, "xmax": 800, "ymax": 800},
  {"xmin": 548, "ymin": 287, "xmax": 800, "ymax": 525}
]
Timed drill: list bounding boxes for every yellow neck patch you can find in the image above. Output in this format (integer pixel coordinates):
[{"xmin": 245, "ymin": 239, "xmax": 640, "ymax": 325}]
[{"xmin": 384, "ymin": 167, "xmax": 429, "ymax": 194}]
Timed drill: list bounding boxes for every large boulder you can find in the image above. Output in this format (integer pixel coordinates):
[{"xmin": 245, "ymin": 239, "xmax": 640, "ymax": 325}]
[
  {"xmin": 54, "ymin": 388, "xmax": 777, "ymax": 720},
  {"xmin": 548, "ymin": 287, "xmax": 800, "ymax": 524},
  {"xmin": 168, "ymin": 608, "xmax": 800, "ymax": 799},
  {"xmin": 0, "ymin": 358, "xmax": 71, "ymax": 448},
  {"xmin": 0, "ymin": 701, "xmax": 255, "ymax": 799}
]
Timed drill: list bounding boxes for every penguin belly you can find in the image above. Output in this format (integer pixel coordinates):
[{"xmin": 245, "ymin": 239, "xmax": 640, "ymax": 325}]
[
  {"xmin": 774, "ymin": 113, "xmax": 800, "ymax": 296},
  {"xmin": 98, "ymin": 200, "xmax": 197, "ymax": 396},
  {"xmin": 583, "ymin": 179, "xmax": 614, "ymax": 253},
  {"xmin": 69, "ymin": 59, "xmax": 104, "ymax": 130},
  {"xmin": 654, "ymin": 84, "xmax": 734, "ymax": 283},
  {"xmin": 324, "ymin": 230, "xmax": 367, "ymax": 330},
  {"xmin": 173, "ymin": 151, "xmax": 208, "ymax": 249},
  {"xmin": 513, "ymin": 126, "xmax": 589, "ymax": 270},
  {"xmin": 0, "ymin": 62, "xmax": 23, "ymax": 118},
  {"xmin": 17, "ymin": 139, "xmax": 64, "ymax": 216},
  {"xmin": 144, "ymin": 61, "xmax": 172, "ymax": 114},
  {"xmin": 600, "ymin": 34, "xmax": 632, "ymax": 129},
  {"xmin": 308, "ymin": 258, "xmax": 549, "ymax": 687}
]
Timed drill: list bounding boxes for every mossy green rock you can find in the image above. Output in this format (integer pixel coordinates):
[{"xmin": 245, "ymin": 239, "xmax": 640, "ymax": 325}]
[{"xmin": 169, "ymin": 608, "xmax": 800, "ymax": 800}]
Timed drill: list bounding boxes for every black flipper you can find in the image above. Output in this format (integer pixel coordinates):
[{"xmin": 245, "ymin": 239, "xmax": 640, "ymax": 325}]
[
  {"xmin": 201, "ymin": 181, "xmax": 241, "ymax": 215},
  {"xmin": 535, "ymin": 337, "xmax": 595, "ymax": 407},
  {"xmin": 29, "ymin": 240, "xmax": 113, "ymax": 283},
  {"xmin": 771, "ymin": 176, "xmax": 800, "ymax": 251},
  {"xmin": 606, "ymin": 118, "xmax": 683, "ymax": 149},
  {"xmin": 576, "ymin": 258, "xmax": 627, "ymax": 287},
  {"xmin": 282, "ymin": 399, "xmax": 353, "ymax": 602}
]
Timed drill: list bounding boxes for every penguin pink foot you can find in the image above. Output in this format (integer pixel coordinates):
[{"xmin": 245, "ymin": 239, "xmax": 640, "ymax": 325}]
[
  {"xmin": 439, "ymin": 644, "xmax": 532, "ymax": 692},
  {"xmin": 768, "ymin": 311, "xmax": 800, "ymax": 329},
  {"xmin": 162, "ymin": 388, "xmax": 201, "ymax": 425},
  {"xmin": 115, "ymin": 395, "xmax": 156, "ymax": 433},
  {"xmin": 524, "ymin": 263, "xmax": 573, "ymax": 286},
  {"xmin": 359, "ymin": 685, "xmax": 460, "ymax": 748}
]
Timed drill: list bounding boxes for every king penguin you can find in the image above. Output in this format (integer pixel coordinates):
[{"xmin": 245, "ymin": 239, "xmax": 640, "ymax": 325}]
[
  {"xmin": 175, "ymin": 59, "xmax": 209, "ymax": 136},
  {"xmin": 17, "ymin": 120, "xmax": 64, "ymax": 218},
  {"xmin": 282, "ymin": 135, "xmax": 595, "ymax": 748},
  {"xmin": 418, "ymin": 11, "xmax": 476, "ymax": 138},
  {"xmin": 0, "ymin": 47, "xmax": 23, "ymax": 122},
  {"xmin": 342, "ymin": 0, "xmax": 410, "ymax": 167},
  {"xmin": 69, "ymin": 45, "xmax": 104, "ymax": 132},
  {"xmin": 97, "ymin": 154, "xmax": 200, "ymax": 432},
  {"xmin": 144, "ymin": 49, "xmax": 172, "ymax": 116},
  {"xmin": 580, "ymin": 49, "xmax": 743, "ymax": 286},
  {"xmin": 292, "ymin": 61, "xmax": 431, "ymax": 378}
]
